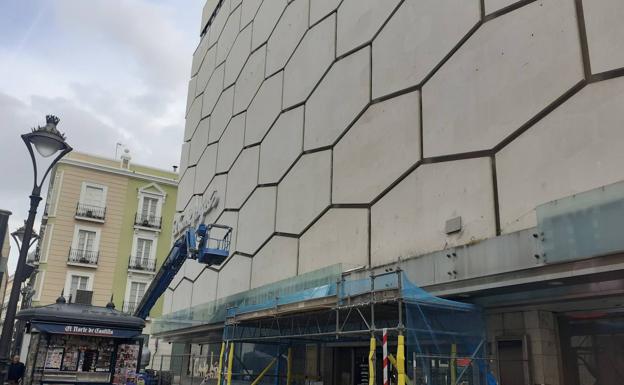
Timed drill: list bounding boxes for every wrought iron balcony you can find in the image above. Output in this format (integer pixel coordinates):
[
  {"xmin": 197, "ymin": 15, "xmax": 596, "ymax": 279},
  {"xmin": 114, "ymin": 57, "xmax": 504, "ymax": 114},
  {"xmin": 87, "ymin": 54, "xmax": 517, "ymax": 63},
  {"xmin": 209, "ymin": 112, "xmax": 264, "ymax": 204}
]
[
  {"xmin": 122, "ymin": 302, "xmax": 138, "ymax": 314},
  {"xmin": 26, "ymin": 249, "xmax": 40, "ymax": 264},
  {"xmin": 128, "ymin": 256, "xmax": 156, "ymax": 272},
  {"xmin": 67, "ymin": 248, "xmax": 99, "ymax": 265},
  {"xmin": 134, "ymin": 213, "xmax": 162, "ymax": 229},
  {"xmin": 75, "ymin": 202, "xmax": 106, "ymax": 221}
]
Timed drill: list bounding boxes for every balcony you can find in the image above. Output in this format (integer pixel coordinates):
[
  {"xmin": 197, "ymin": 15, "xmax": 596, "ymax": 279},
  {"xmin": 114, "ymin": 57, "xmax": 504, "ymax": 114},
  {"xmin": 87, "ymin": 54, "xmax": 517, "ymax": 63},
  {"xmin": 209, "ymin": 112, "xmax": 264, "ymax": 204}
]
[
  {"xmin": 67, "ymin": 248, "xmax": 99, "ymax": 266},
  {"xmin": 122, "ymin": 302, "xmax": 138, "ymax": 314},
  {"xmin": 128, "ymin": 256, "xmax": 157, "ymax": 273},
  {"xmin": 26, "ymin": 250, "xmax": 40, "ymax": 265},
  {"xmin": 75, "ymin": 203, "xmax": 106, "ymax": 222},
  {"xmin": 134, "ymin": 213, "xmax": 162, "ymax": 230}
]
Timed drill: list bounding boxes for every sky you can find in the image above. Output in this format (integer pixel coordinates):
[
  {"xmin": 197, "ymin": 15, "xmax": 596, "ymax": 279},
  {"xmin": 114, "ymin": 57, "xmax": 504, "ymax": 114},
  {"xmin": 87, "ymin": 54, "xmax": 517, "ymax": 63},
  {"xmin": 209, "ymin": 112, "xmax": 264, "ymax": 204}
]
[{"xmin": 0, "ymin": 0, "xmax": 205, "ymax": 273}]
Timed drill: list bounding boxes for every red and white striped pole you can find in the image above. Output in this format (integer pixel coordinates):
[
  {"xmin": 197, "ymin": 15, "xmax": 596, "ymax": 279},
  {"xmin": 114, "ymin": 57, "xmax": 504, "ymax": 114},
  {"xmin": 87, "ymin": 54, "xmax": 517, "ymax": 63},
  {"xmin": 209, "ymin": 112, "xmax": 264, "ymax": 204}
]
[{"xmin": 383, "ymin": 328, "xmax": 389, "ymax": 385}]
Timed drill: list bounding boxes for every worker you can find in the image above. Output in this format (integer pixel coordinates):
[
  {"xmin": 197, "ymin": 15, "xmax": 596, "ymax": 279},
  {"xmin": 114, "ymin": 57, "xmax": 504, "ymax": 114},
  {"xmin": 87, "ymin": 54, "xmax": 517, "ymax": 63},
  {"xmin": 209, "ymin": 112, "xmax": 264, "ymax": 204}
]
[{"xmin": 7, "ymin": 355, "xmax": 25, "ymax": 385}]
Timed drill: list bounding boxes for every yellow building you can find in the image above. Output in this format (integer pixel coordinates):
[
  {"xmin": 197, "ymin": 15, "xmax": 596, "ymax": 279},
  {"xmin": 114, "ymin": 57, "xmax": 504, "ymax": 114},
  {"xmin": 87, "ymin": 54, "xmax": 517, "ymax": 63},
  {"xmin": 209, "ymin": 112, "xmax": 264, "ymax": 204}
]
[{"xmin": 32, "ymin": 151, "xmax": 177, "ymax": 319}]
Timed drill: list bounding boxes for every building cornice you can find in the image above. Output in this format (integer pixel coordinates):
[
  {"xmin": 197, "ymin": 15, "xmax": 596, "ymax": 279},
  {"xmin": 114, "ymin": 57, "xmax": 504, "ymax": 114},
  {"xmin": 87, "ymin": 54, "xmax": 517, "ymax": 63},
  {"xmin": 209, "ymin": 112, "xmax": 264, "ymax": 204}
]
[{"xmin": 58, "ymin": 158, "xmax": 178, "ymax": 187}]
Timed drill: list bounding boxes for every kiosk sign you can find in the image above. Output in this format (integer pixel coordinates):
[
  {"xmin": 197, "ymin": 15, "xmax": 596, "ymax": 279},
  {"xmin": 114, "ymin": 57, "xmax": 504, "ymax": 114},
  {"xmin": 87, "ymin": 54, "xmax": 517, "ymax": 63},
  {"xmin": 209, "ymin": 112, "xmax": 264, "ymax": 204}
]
[
  {"xmin": 31, "ymin": 322, "xmax": 141, "ymax": 339},
  {"xmin": 64, "ymin": 325, "xmax": 115, "ymax": 336}
]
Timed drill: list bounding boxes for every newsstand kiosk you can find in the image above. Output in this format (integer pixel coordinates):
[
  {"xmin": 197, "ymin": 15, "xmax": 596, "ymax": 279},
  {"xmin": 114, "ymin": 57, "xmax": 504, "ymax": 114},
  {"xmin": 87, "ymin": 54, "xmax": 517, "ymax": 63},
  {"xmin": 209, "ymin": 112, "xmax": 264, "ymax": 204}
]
[{"xmin": 17, "ymin": 296, "xmax": 145, "ymax": 385}]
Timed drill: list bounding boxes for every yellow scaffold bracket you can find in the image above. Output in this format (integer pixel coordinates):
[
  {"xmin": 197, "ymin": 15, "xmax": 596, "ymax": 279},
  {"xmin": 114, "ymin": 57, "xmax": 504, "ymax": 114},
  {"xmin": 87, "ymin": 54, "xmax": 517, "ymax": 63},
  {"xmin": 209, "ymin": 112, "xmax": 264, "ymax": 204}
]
[
  {"xmin": 387, "ymin": 353, "xmax": 413, "ymax": 385},
  {"xmin": 397, "ymin": 334, "xmax": 406, "ymax": 385},
  {"xmin": 369, "ymin": 336, "xmax": 376, "ymax": 385},
  {"xmin": 226, "ymin": 342, "xmax": 235, "ymax": 385},
  {"xmin": 216, "ymin": 342, "xmax": 225, "ymax": 385},
  {"xmin": 251, "ymin": 358, "xmax": 278, "ymax": 385},
  {"xmin": 286, "ymin": 347, "xmax": 293, "ymax": 385}
]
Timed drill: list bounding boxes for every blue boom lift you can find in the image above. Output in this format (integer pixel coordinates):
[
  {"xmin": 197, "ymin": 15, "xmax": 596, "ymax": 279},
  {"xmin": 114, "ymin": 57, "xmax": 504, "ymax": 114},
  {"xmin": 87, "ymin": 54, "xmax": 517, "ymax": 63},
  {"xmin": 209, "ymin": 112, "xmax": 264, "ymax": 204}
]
[{"xmin": 133, "ymin": 223, "xmax": 233, "ymax": 320}]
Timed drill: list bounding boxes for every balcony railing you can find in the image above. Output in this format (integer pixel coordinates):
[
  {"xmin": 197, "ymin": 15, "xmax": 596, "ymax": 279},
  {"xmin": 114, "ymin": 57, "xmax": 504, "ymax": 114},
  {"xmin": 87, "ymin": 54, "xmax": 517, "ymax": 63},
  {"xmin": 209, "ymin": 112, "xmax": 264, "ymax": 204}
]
[
  {"xmin": 128, "ymin": 256, "xmax": 156, "ymax": 272},
  {"xmin": 75, "ymin": 203, "xmax": 106, "ymax": 220},
  {"xmin": 26, "ymin": 250, "xmax": 40, "ymax": 264},
  {"xmin": 68, "ymin": 248, "xmax": 99, "ymax": 265},
  {"xmin": 134, "ymin": 213, "xmax": 162, "ymax": 229},
  {"xmin": 122, "ymin": 302, "xmax": 138, "ymax": 314}
]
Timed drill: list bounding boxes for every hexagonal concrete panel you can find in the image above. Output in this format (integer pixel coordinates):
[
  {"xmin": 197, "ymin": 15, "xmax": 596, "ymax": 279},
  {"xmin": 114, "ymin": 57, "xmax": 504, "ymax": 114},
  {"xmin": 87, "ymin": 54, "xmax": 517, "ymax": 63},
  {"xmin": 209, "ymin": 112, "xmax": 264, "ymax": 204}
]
[
  {"xmin": 245, "ymin": 71, "xmax": 283, "ymax": 146},
  {"xmin": 194, "ymin": 143, "xmax": 218, "ymax": 194},
  {"xmin": 176, "ymin": 166, "xmax": 195, "ymax": 211},
  {"xmin": 337, "ymin": 0, "xmax": 400, "ymax": 56},
  {"xmin": 333, "ymin": 91, "xmax": 421, "ymax": 204},
  {"xmin": 216, "ymin": 254, "xmax": 252, "ymax": 298},
  {"xmin": 583, "ymin": 0, "xmax": 624, "ymax": 74},
  {"xmin": 209, "ymin": 86, "xmax": 234, "ymax": 143},
  {"xmin": 216, "ymin": 6, "xmax": 241, "ymax": 65},
  {"xmin": 186, "ymin": 77, "xmax": 197, "ymax": 115},
  {"xmin": 250, "ymin": 236, "xmax": 298, "ymax": 288},
  {"xmin": 185, "ymin": 259, "xmax": 205, "ymax": 282},
  {"xmin": 225, "ymin": 24, "xmax": 252, "ymax": 87},
  {"xmin": 304, "ymin": 46, "xmax": 370, "ymax": 150},
  {"xmin": 371, "ymin": 158, "xmax": 495, "ymax": 266},
  {"xmin": 208, "ymin": 1, "xmax": 230, "ymax": 47},
  {"xmin": 237, "ymin": 187, "xmax": 277, "ymax": 254},
  {"xmin": 196, "ymin": 45, "xmax": 216, "ymax": 97},
  {"xmin": 299, "ymin": 209, "xmax": 368, "ymax": 274},
  {"xmin": 372, "ymin": 0, "xmax": 480, "ymax": 98},
  {"xmin": 225, "ymin": 146, "xmax": 259, "ymax": 209},
  {"xmin": 202, "ymin": 64, "xmax": 225, "ymax": 118},
  {"xmin": 168, "ymin": 263, "xmax": 187, "ymax": 290},
  {"xmin": 484, "ymin": 0, "xmax": 523, "ymax": 15},
  {"xmin": 179, "ymin": 141, "xmax": 190, "ymax": 175},
  {"xmin": 283, "ymin": 14, "xmax": 335, "ymax": 108},
  {"xmin": 202, "ymin": 174, "xmax": 227, "ymax": 226},
  {"xmin": 276, "ymin": 150, "xmax": 331, "ymax": 234},
  {"xmin": 171, "ymin": 279, "xmax": 192, "ymax": 312},
  {"xmin": 185, "ymin": 97, "xmax": 202, "ymax": 141},
  {"xmin": 217, "ymin": 113, "xmax": 245, "ymax": 172},
  {"xmin": 309, "ymin": 0, "xmax": 341, "ymax": 26},
  {"xmin": 163, "ymin": 289, "xmax": 173, "ymax": 314},
  {"xmin": 190, "ymin": 119, "xmax": 209, "ymax": 167},
  {"xmin": 191, "ymin": 33, "xmax": 210, "ymax": 76},
  {"xmin": 422, "ymin": 0, "xmax": 584, "ymax": 157},
  {"xmin": 251, "ymin": 0, "xmax": 287, "ymax": 50},
  {"xmin": 259, "ymin": 106, "xmax": 304, "ymax": 184},
  {"xmin": 234, "ymin": 45, "xmax": 266, "ymax": 113},
  {"xmin": 497, "ymin": 77, "xmax": 624, "ymax": 234},
  {"xmin": 266, "ymin": 0, "xmax": 309, "ymax": 76},
  {"xmin": 191, "ymin": 268, "xmax": 218, "ymax": 307},
  {"xmin": 241, "ymin": 0, "xmax": 262, "ymax": 27}
]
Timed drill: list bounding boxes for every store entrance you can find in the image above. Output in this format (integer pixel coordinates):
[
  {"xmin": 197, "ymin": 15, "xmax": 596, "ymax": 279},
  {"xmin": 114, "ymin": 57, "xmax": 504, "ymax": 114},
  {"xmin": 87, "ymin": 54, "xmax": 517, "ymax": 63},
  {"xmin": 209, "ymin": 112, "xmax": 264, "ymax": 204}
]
[{"xmin": 559, "ymin": 312, "xmax": 624, "ymax": 385}]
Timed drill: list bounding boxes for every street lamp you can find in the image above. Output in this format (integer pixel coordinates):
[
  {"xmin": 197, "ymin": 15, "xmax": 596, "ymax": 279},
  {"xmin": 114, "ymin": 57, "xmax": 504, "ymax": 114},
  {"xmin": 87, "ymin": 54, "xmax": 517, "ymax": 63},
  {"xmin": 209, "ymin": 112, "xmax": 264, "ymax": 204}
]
[
  {"xmin": 0, "ymin": 115, "xmax": 71, "ymax": 380},
  {"xmin": 10, "ymin": 223, "xmax": 39, "ymax": 356}
]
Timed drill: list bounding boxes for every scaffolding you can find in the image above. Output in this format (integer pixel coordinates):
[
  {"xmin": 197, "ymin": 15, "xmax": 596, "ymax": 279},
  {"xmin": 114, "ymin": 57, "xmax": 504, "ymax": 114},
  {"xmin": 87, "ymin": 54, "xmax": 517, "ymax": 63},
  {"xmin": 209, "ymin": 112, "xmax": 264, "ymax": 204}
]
[{"xmin": 216, "ymin": 268, "xmax": 494, "ymax": 385}]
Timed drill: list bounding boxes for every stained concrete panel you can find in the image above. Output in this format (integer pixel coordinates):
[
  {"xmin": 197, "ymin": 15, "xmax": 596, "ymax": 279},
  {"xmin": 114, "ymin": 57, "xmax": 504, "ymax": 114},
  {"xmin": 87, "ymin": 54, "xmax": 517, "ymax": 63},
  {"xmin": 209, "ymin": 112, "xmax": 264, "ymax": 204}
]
[
  {"xmin": 185, "ymin": 259, "xmax": 205, "ymax": 282},
  {"xmin": 202, "ymin": 64, "xmax": 225, "ymax": 118},
  {"xmin": 250, "ymin": 236, "xmax": 298, "ymax": 288},
  {"xmin": 259, "ymin": 106, "xmax": 304, "ymax": 184},
  {"xmin": 197, "ymin": 46, "xmax": 217, "ymax": 97},
  {"xmin": 171, "ymin": 279, "xmax": 192, "ymax": 312},
  {"xmin": 309, "ymin": 0, "xmax": 340, "ymax": 25},
  {"xmin": 179, "ymin": 142, "xmax": 190, "ymax": 175},
  {"xmin": 422, "ymin": 0, "xmax": 584, "ymax": 157},
  {"xmin": 191, "ymin": 33, "xmax": 210, "ymax": 76},
  {"xmin": 305, "ymin": 47, "xmax": 370, "ymax": 150},
  {"xmin": 208, "ymin": 1, "xmax": 230, "ymax": 47},
  {"xmin": 216, "ymin": 6, "xmax": 241, "ymax": 65},
  {"xmin": 225, "ymin": 25, "xmax": 252, "ymax": 87},
  {"xmin": 333, "ymin": 91, "xmax": 420, "ymax": 204},
  {"xmin": 583, "ymin": 0, "xmax": 624, "ymax": 74},
  {"xmin": 266, "ymin": 0, "xmax": 309, "ymax": 75},
  {"xmin": 497, "ymin": 77, "xmax": 624, "ymax": 233},
  {"xmin": 176, "ymin": 166, "xmax": 196, "ymax": 211},
  {"xmin": 186, "ymin": 77, "xmax": 197, "ymax": 115},
  {"xmin": 241, "ymin": 0, "xmax": 262, "ymax": 27},
  {"xmin": 217, "ymin": 113, "xmax": 245, "ymax": 172},
  {"xmin": 234, "ymin": 46, "xmax": 266, "ymax": 113},
  {"xmin": 189, "ymin": 119, "xmax": 209, "ymax": 166},
  {"xmin": 371, "ymin": 158, "xmax": 495, "ymax": 266},
  {"xmin": 372, "ymin": 0, "xmax": 480, "ymax": 98},
  {"xmin": 185, "ymin": 97, "xmax": 202, "ymax": 141},
  {"xmin": 283, "ymin": 15, "xmax": 335, "ymax": 108},
  {"xmin": 336, "ymin": 0, "xmax": 400, "ymax": 56},
  {"xmin": 252, "ymin": 0, "xmax": 287, "ymax": 50},
  {"xmin": 225, "ymin": 146, "xmax": 259, "ymax": 209},
  {"xmin": 276, "ymin": 151, "xmax": 331, "ymax": 234},
  {"xmin": 299, "ymin": 209, "xmax": 368, "ymax": 274},
  {"xmin": 237, "ymin": 187, "xmax": 277, "ymax": 254},
  {"xmin": 245, "ymin": 72, "xmax": 283, "ymax": 145},
  {"xmin": 209, "ymin": 87, "xmax": 234, "ymax": 143},
  {"xmin": 194, "ymin": 143, "xmax": 218, "ymax": 194},
  {"xmin": 191, "ymin": 268, "xmax": 218, "ymax": 307},
  {"xmin": 216, "ymin": 254, "xmax": 252, "ymax": 298}
]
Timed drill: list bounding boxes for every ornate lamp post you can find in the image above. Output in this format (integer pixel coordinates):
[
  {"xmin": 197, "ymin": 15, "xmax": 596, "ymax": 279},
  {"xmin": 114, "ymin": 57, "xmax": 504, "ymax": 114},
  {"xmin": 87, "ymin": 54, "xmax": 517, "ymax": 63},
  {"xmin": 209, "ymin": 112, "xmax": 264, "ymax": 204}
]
[
  {"xmin": 10, "ymin": 223, "xmax": 39, "ymax": 356},
  {"xmin": 0, "ymin": 115, "xmax": 72, "ymax": 380}
]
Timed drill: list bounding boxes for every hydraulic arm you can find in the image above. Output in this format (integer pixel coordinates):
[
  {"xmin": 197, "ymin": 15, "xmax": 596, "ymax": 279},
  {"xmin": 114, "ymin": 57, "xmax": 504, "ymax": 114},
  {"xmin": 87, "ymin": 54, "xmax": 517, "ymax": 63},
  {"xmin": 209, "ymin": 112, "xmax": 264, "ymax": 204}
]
[{"xmin": 133, "ymin": 223, "xmax": 232, "ymax": 319}]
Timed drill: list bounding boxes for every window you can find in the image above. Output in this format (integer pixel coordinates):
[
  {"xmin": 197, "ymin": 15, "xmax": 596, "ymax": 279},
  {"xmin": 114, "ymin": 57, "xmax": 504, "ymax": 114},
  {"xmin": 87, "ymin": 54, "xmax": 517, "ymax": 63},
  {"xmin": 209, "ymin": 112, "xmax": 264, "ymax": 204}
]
[
  {"xmin": 64, "ymin": 272, "xmax": 93, "ymax": 300},
  {"xmin": 136, "ymin": 238, "xmax": 153, "ymax": 263},
  {"xmin": 141, "ymin": 197, "xmax": 159, "ymax": 221},
  {"xmin": 77, "ymin": 230, "xmax": 96, "ymax": 255},
  {"xmin": 127, "ymin": 281, "xmax": 147, "ymax": 312},
  {"xmin": 83, "ymin": 185, "xmax": 105, "ymax": 206}
]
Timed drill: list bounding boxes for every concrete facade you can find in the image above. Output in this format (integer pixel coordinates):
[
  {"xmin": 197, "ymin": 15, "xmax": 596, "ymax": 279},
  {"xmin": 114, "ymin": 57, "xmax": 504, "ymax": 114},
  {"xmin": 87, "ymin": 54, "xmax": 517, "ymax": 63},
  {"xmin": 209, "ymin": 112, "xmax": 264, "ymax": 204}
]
[{"xmin": 167, "ymin": 1, "xmax": 624, "ymax": 383}]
